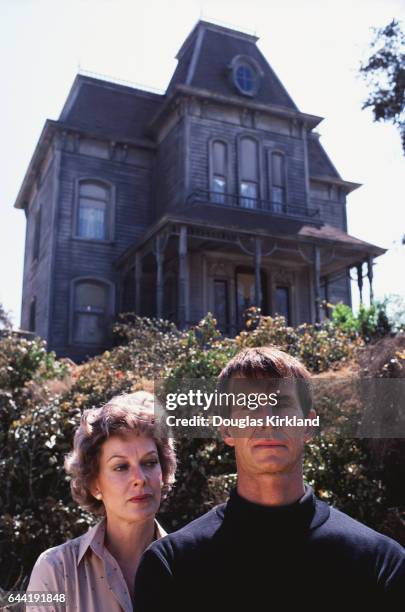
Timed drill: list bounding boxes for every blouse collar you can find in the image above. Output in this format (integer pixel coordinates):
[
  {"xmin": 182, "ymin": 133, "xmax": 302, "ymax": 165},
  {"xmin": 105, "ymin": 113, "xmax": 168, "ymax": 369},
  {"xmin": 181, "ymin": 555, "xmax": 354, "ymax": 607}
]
[{"xmin": 77, "ymin": 517, "xmax": 166, "ymax": 566}]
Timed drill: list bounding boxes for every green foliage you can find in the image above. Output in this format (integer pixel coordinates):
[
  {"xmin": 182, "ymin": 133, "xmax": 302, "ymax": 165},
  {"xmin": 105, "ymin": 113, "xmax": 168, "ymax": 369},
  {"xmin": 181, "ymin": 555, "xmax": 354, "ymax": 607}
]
[
  {"xmin": 112, "ymin": 313, "xmax": 182, "ymax": 377},
  {"xmin": 0, "ymin": 334, "xmax": 66, "ymax": 392},
  {"xmin": 331, "ymin": 301, "xmax": 393, "ymax": 342},
  {"xmin": 331, "ymin": 303, "xmax": 358, "ymax": 334},
  {"xmin": 304, "ymin": 437, "xmax": 385, "ymax": 525},
  {"xmin": 0, "ymin": 334, "xmax": 68, "ymax": 451},
  {"xmin": 235, "ymin": 308, "xmax": 363, "ymax": 373},
  {"xmin": 0, "ymin": 303, "xmax": 12, "ymax": 330},
  {"xmin": 165, "ymin": 313, "xmax": 237, "ymax": 381},
  {"xmin": 0, "ymin": 309, "xmax": 404, "ymax": 591},
  {"xmin": 384, "ymin": 293, "xmax": 405, "ymax": 331},
  {"xmin": 360, "ymin": 19, "xmax": 405, "ymax": 153},
  {"xmin": 0, "ymin": 335, "xmax": 78, "ymax": 590}
]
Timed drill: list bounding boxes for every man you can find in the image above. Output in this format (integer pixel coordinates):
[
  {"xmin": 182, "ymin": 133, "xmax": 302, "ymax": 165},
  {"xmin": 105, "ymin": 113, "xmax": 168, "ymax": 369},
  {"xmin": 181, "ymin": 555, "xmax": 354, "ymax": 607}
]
[{"xmin": 134, "ymin": 347, "xmax": 405, "ymax": 610}]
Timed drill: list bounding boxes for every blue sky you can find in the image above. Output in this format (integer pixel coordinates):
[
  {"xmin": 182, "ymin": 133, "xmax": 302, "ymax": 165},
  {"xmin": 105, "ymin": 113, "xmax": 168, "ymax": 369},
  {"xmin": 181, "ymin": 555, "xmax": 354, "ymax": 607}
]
[{"xmin": 1, "ymin": 0, "xmax": 404, "ymax": 326}]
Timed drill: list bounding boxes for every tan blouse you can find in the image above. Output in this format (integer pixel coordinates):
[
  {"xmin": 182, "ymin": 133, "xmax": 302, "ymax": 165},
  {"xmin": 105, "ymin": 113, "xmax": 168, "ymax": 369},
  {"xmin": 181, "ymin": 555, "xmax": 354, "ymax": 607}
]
[{"xmin": 26, "ymin": 518, "xmax": 166, "ymax": 612}]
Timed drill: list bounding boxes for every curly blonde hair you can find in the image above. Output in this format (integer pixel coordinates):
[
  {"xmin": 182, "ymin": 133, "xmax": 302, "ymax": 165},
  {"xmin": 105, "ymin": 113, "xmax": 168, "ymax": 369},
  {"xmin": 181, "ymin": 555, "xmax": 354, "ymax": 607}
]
[{"xmin": 64, "ymin": 391, "xmax": 176, "ymax": 515}]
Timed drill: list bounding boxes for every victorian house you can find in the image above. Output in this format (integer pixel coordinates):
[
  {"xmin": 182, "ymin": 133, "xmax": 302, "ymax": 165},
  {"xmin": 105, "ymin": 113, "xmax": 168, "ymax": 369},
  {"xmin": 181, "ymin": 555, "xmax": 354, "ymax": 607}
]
[{"xmin": 15, "ymin": 20, "xmax": 384, "ymax": 361}]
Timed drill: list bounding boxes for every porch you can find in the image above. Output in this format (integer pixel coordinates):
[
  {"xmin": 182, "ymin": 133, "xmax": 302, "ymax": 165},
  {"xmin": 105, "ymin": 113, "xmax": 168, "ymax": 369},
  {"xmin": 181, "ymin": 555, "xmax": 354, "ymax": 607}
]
[{"xmin": 115, "ymin": 208, "xmax": 385, "ymax": 334}]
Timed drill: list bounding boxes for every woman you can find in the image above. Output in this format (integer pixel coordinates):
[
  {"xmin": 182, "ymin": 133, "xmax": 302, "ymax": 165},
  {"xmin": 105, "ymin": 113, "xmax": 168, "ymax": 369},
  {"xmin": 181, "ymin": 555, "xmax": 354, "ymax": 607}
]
[{"xmin": 26, "ymin": 391, "xmax": 176, "ymax": 612}]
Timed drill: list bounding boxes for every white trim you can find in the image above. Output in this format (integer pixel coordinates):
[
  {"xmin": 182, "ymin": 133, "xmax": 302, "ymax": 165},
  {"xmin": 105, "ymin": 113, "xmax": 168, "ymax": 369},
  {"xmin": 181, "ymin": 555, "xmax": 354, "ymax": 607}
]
[{"xmin": 73, "ymin": 177, "xmax": 116, "ymax": 242}]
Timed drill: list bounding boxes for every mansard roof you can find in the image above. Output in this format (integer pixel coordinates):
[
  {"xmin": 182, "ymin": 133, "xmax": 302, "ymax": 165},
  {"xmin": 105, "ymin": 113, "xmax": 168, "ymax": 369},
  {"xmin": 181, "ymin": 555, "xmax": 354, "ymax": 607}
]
[
  {"xmin": 167, "ymin": 20, "xmax": 298, "ymax": 110},
  {"xmin": 307, "ymin": 132, "xmax": 361, "ymax": 192},
  {"xmin": 308, "ymin": 132, "xmax": 340, "ymax": 178},
  {"xmin": 59, "ymin": 75, "xmax": 163, "ymax": 141},
  {"xmin": 14, "ymin": 21, "xmax": 360, "ymax": 210}
]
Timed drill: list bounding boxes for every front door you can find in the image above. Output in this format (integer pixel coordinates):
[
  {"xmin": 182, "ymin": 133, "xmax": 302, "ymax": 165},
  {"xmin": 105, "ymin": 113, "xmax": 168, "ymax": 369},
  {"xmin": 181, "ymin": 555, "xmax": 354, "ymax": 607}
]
[
  {"xmin": 275, "ymin": 285, "xmax": 291, "ymax": 325},
  {"xmin": 213, "ymin": 279, "xmax": 229, "ymax": 333},
  {"xmin": 235, "ymin": 266, "xmax": 268, "ymax": 328}
]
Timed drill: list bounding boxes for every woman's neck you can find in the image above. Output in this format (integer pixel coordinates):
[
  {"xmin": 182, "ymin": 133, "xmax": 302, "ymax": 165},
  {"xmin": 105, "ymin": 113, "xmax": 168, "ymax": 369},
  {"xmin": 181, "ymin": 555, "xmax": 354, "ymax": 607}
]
[
  {"xmin": 104, "ymin": 516, "xmax": 156, "ymax": 600},
  {"xmin": 104, "ymin": 516, "xmax": 155, "ymax": 568}
]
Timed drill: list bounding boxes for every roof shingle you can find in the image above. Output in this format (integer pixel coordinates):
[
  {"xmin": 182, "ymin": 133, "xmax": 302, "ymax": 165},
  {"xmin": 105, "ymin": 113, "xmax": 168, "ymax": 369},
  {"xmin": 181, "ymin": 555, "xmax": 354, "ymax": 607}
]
[{"xmin": 61, "ymin": 78, "xmax": 163, "ymax": 141}]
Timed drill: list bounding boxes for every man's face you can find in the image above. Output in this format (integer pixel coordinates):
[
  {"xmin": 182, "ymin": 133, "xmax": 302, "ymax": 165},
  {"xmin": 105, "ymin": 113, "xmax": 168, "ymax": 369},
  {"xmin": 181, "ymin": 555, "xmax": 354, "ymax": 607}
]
[{"xmin": 223, "ymin": 378, "xmax": 315, "ymax": 477}]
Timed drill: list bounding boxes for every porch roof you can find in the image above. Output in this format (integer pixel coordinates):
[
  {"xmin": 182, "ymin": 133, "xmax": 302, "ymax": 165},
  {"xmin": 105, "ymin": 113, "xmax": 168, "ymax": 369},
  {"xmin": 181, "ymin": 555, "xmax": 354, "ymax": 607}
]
[{"xmin": 115, "ymin": 204, "xmax": 386, "ymax": 274}]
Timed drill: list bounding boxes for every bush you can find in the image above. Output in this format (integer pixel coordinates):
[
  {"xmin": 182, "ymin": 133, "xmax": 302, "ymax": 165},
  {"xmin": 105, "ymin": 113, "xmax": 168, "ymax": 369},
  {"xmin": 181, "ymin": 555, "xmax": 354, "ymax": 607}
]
[
  {"xmin": 236, "ymin": 308, "xmax": 363, "ymax": 373},
  {"xmin": 331, "ymin": 301, "xmax": 394, "ymax": 342},
  {"xmin": 1, "ymin": 311, "xmax": 404, "ymax": 592},
  {"xmin": 0, "ymin": 333, "xmax": 66, "ymax": 393},
  {"xmin": 0, "ymin": 303, "xmax": 12, "ymax": 330}
]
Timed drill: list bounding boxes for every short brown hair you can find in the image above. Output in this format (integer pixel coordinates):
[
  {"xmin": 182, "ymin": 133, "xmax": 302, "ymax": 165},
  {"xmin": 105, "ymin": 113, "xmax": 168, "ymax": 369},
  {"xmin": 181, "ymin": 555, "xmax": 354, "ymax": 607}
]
[
  {"xmin": 64, "ymin": 391, "xmax": 176, "ymax": 515},
  {"xmin": 217, "ymin": 346, "xmax": 313, "ymax": 415}
]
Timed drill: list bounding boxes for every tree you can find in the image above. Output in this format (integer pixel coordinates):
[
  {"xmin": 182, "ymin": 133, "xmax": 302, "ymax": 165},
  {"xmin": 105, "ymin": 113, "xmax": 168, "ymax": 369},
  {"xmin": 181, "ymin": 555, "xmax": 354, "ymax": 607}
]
[
  {"xmin": 360, "ymin": 19, "xmax": 405, "ymax": 154},
  {"xmin": 0, "ymin": 303, "xmax": 12, "ymax": 330}
]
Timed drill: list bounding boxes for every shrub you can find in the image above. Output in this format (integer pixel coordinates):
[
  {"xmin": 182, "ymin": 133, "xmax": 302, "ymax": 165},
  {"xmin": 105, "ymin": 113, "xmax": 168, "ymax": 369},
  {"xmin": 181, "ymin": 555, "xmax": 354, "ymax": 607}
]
[
  {"xmin": 331, "ymin": 300, "xmax": 394, "ymax": 342},
  {"xmin": 0, "ymin": 333, "xmax": 66, "ymax": 394},
  {"xmin": 1, "ymin": 311, "xmax": 404, "ymax": 592},
  {"xmin": 235, "ymin": 308, "xmax": 363, "ymax": 373}
]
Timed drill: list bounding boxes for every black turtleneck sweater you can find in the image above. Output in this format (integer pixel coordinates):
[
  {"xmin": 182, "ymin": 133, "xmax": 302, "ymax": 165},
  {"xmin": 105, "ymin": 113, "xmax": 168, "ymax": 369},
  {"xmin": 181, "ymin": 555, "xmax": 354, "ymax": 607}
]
[{"xmin": 134, "ymin": 486, "xmax": 405, "ymax": 610}]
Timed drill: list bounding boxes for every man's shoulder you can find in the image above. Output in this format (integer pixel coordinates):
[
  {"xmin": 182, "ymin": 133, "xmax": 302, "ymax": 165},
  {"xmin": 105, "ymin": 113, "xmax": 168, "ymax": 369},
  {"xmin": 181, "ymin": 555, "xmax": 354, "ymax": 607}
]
[
  {"xmin": 150, "ymin": 503, "xmax": 226, "ymax": 559},
  {"xmin": 323, "ymin": 504, "xmax": 404, "ymax": 556}
]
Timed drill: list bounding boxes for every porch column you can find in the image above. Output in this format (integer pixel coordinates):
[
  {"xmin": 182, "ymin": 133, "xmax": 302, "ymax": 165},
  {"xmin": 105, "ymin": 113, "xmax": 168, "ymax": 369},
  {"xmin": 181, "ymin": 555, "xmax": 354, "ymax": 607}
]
[
  {"xmin": 367, "ymin": 256, "xmax": 374, "ymax": 305},
  {"xmin": 135, "ymin": 252, "xmax": 142, "ymax": 315},
  {"xmin": 155, "ymin": 236, "xmax": 165, "ymax": 319},
  {"xmin": 254, "ymin": 238, "xmax": 262, "ymax": 309},
  {"xmin": 178, "ymin": 225, "xmax": 188, "ymax": 328},
  {"xmin": 323, "ymin": 275, "xmax": 330, "ymax": 318},
  {"xmin": 357, "ymin": 262, "xmax": 364, "ymax": 304},
  {"xmin": 313, "ymin": 245, "xmax": 321, "ymax": 324},
  {"xmin": 229, "ymin": 276, "xmax": 237, "ymax": 334},
  {"xmin": 117, "ymin": 269, "xmax": 124, "ymax": 314}
]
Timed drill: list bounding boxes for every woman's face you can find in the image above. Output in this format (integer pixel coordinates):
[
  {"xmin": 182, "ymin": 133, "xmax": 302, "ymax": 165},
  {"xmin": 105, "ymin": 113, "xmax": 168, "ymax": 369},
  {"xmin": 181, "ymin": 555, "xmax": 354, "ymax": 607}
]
[{"xmin": 92, "ymin": 432, "xmax": 163, "ymax": 524}]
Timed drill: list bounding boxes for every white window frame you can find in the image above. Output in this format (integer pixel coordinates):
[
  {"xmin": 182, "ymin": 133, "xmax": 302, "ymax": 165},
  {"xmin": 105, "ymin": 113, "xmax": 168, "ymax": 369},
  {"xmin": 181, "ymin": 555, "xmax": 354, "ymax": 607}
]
[{"xmin": 73, "ymin": 178, "xmax": 115, "ymax": 242}]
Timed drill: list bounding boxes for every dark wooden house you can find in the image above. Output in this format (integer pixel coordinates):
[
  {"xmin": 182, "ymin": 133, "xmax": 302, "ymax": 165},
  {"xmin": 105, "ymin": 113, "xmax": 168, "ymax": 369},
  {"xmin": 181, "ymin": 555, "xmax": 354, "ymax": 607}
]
[{"xmin": 15, "ymin": 20, "xmax": 384, "ymax": 360}]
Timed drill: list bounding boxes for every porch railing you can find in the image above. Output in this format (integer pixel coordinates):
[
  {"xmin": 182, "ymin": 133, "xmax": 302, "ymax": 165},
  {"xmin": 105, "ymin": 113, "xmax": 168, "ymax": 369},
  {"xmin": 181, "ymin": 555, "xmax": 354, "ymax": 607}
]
[{"xmin": 186, "ymin": 189, "xmax": 320, "ymax": 220}]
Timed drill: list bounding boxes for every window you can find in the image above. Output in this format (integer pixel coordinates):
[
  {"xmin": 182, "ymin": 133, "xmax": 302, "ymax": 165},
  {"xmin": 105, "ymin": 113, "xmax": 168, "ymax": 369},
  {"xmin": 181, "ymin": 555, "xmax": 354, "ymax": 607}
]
[
  {"xmin": 231, "ymin": 57, "xmax": 261, "ymax": 97},
  {"xmin": 239, "ymin": 137, "xmax": 259, "ymax": 208},
  {"xmin": 33, "ymin": 208, "xmax": 42, "ymax": 261},
  {"xmin": 212, "ymin": 177, "xmax": 226, "ymax": 203},
  {"xmin": 235, "ymin": 64, "xmax": 256, "ymax": 95},
  {"xmin": 29, "ymin": 298, "xmax": 36, "ymax": 332},
  {"xmin": 210, "ymin": 140, "xmax": 228, "ymax": 204},
  {"xmin": 270, "ymin": 152, "xmax": 286, "ymax": 213},
  {"xmin": 240, "ymin": 181, "xmax": 257, "ymax": 207},
  {"xmin": 73, "ymin": 280, "xmax": 108, "ymax": 345},
  {"xmin": 77, "ymin": 180, "xmax": 111, "ymax": 240},
  {"xmin": 275, "ymin": 286, "xmax": 290, "ymax": 325}
]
